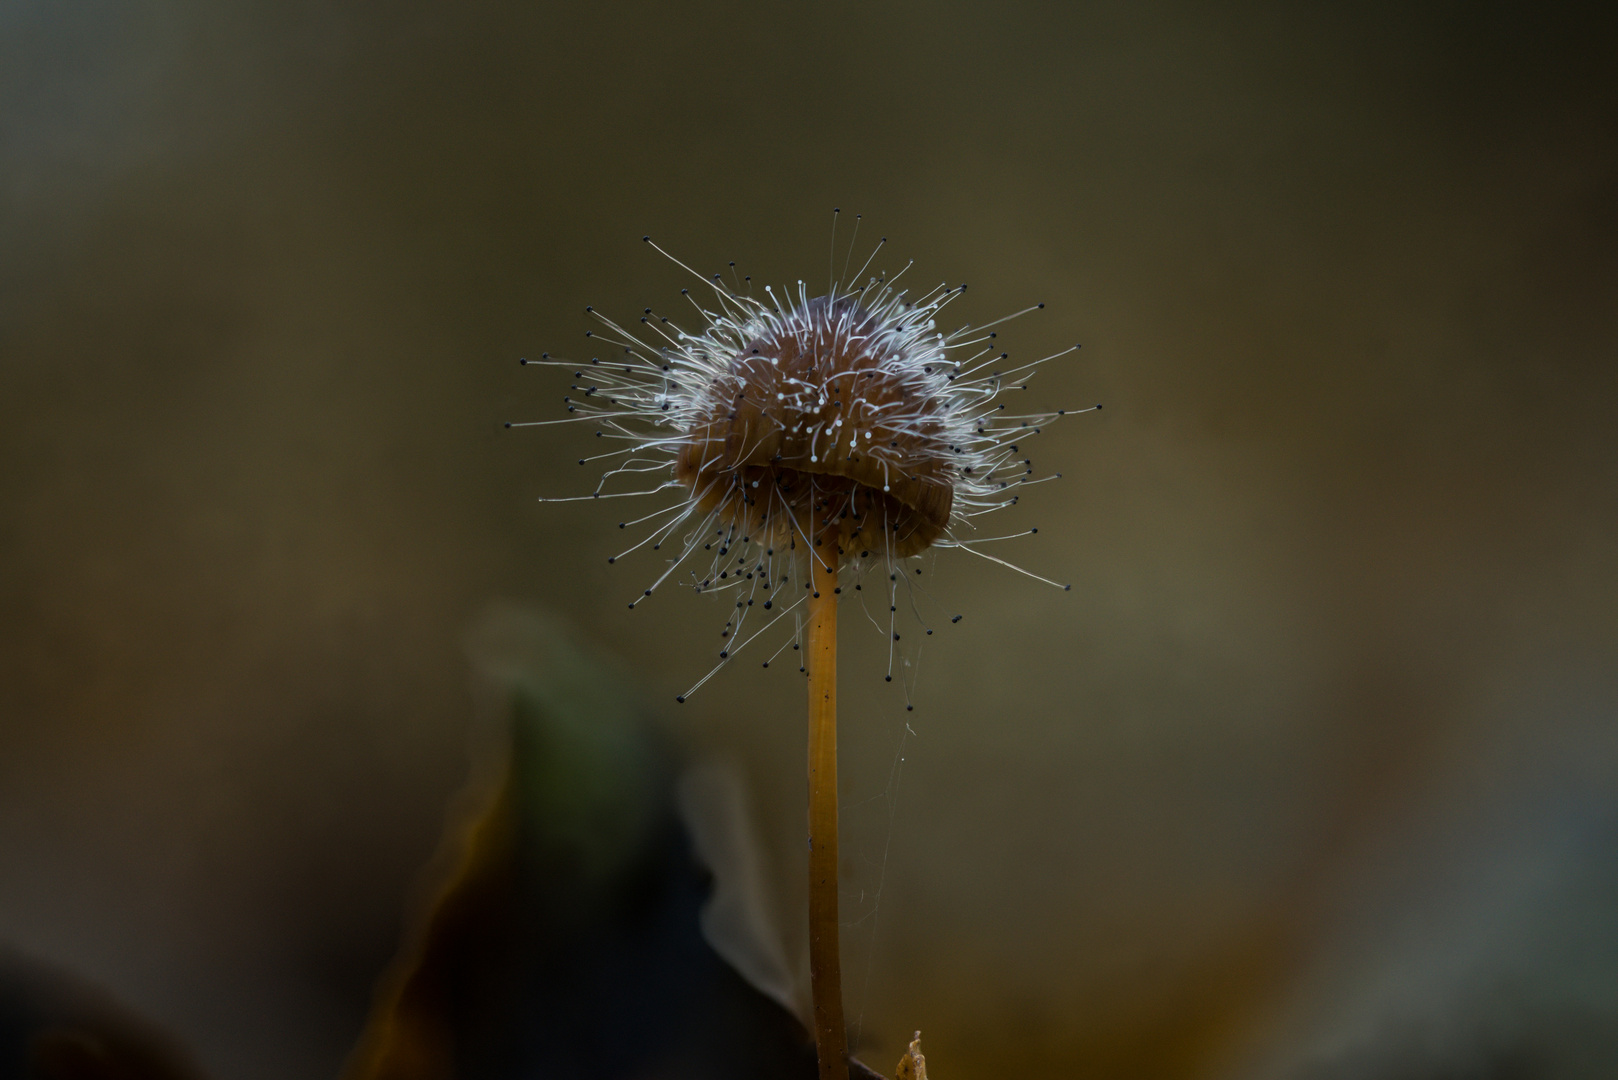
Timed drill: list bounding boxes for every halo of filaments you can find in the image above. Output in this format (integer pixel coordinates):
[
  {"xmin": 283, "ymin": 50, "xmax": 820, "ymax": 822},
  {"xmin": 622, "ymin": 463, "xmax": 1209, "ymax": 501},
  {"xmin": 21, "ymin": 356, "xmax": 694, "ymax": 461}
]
[{"xmin": 511, "ymin": 221, "xmax": 1097, "ymax": 703}]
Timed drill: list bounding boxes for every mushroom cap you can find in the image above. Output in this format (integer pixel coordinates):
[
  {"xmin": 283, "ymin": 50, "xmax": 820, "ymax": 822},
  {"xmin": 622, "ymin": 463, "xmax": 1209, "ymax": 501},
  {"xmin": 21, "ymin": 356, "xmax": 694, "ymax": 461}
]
[{"xmin": 673, "ymin": 296, "xmax": 953, "ymax": 558}]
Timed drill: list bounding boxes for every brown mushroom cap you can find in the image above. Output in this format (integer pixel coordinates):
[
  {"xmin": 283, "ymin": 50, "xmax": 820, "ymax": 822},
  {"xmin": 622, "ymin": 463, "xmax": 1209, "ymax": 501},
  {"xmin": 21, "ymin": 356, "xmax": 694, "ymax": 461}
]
[{"xmin": 672, "ymin": 296, "xmax": 953, "ymax": 559}]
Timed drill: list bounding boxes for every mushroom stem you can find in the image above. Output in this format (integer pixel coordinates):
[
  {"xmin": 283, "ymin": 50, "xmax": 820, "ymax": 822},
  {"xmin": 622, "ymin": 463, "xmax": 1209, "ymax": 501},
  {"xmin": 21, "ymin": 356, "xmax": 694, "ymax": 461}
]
[{"xmin": 806, "ymin": 532, "xmax": 848, "ymax": 1080}]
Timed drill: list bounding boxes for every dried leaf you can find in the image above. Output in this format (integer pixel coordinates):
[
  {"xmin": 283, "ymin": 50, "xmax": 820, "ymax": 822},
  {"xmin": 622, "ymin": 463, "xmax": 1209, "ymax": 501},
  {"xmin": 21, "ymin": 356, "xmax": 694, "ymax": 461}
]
[{"xmin": 895, "ymin": 1031, "xmax": 927, "ymax": 1080}]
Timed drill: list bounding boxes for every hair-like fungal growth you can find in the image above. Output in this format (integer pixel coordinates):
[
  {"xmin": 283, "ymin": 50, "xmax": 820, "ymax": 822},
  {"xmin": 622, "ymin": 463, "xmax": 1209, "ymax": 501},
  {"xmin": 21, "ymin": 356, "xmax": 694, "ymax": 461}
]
[
  {"xmin": 514, "ymin": 222, "xmax": 1094, "ymax": 698},
  {"xmin": 673, "ymin": 292, "xmax": 956, "ymax": 560}
]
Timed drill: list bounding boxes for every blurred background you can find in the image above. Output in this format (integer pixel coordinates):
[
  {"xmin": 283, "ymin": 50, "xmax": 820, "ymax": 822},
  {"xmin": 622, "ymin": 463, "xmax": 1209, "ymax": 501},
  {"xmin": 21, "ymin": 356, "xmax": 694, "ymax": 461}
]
[{"xmin": 3, "ymin": 1, "xmax": 1616, "ymax": 1077}]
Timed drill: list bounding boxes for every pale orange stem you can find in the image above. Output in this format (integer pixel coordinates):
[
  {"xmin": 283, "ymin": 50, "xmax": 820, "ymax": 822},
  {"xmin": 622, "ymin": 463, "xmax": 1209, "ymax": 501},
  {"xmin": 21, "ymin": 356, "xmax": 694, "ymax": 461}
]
[{"xmin": 806, "ymin": 533, "xmax": 848, "ymax": 1080}]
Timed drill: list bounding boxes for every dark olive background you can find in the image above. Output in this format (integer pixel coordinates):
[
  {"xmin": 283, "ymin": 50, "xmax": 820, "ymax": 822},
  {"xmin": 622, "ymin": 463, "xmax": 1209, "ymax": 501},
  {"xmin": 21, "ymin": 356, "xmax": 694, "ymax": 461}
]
[{"xmin": 3, "ymin": 3, "xmax": 1616, "ymax": 1078}]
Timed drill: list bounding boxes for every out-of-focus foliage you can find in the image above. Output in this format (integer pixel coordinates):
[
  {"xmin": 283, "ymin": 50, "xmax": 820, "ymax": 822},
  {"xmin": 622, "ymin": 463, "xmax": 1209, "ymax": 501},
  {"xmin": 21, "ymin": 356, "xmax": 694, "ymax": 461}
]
[
  {"xmin": 0, "ymin": 950, "xmax": 203, "ymax": 1080},
  {"xmin": 345, "ymin": 609, "xmax": 821, "ymax": 1079}
]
